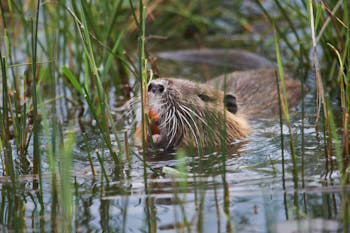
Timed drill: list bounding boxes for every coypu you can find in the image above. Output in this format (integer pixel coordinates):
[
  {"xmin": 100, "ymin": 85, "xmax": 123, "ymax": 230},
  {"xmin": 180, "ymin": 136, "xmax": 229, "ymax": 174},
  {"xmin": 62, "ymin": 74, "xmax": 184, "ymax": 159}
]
[
  {"xmin": 134, "ymin": 50, "xmax": 302, "ymax": 150},
  {"xmin": 134, "ymin": 78, "xmax": 250, "ymax": 149}
]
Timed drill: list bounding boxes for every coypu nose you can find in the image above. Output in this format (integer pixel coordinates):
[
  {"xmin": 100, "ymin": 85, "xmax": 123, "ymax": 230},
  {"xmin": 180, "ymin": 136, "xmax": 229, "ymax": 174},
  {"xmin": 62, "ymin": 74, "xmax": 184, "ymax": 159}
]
[{"xmin": 148, "ymin": 82, "xmax": 165, "ymax": 94}]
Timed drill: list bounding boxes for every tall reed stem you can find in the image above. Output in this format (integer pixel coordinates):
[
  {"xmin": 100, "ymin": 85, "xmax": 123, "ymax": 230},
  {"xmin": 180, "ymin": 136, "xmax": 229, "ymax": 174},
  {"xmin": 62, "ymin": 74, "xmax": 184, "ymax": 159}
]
[
  {"xmin": 31, "ymin": 0, "xmax": 41, "ymax": 177},
  {"xmin": 0, "ymin": 55, "xmax": 14, "ymax": 179},
  {"xmin": 273, "ymin": 25, "xmax": 298, "ymax": 189},
  {"xmin": 307, "ymin": 0, "xmax": 327, "ymax": 130}
]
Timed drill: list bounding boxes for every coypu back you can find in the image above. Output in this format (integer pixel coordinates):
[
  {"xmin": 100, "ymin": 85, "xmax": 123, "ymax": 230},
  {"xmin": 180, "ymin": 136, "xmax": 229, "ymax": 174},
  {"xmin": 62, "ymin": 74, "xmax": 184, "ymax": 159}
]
[
  {"xmin": 208, "ymin": 68, "xmax": 302, "ymax": 116},
  {"xmin": 157, "ymin": 49, "xmax": 274, "ymax": 70},
  {"xmin": 156, "ymin": 49, "xmax": 301, "ymax": 116}
]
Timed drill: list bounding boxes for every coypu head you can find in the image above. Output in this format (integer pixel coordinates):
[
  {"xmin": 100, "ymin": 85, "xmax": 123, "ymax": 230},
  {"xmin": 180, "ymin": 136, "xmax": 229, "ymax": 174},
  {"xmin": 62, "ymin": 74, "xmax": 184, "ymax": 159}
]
[{"xmin": 135, "ymin": 78, "xmax": 249, "ymax": 149}]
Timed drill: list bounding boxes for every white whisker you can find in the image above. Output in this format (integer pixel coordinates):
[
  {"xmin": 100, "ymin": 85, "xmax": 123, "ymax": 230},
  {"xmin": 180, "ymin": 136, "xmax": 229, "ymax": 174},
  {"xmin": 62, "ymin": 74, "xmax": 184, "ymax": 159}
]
[
  {"xmin": 167, "ymin": 116, "xmax": 178, "ymax": 147},
  {"xmin": 181, "ymin": 105, "xmax": 208, "ymax": 127},
  {"xmin": 159, "ymin": 107, "xmax": 173, "ymax": 129},
  {"xmin": 178, "ymin": 105, "xmax": 201, "ymax": 140},
  {"xmin": 177, "ymin": 110, "xmax": 199, "ymax": 147}
]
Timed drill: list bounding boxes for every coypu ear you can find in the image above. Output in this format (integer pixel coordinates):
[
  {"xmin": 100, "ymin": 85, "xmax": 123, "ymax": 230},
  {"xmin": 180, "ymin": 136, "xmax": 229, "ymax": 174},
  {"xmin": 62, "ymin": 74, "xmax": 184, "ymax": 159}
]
[{"xmin": 224, "ymin": 94, "xmax": 237, "ymax": 114}]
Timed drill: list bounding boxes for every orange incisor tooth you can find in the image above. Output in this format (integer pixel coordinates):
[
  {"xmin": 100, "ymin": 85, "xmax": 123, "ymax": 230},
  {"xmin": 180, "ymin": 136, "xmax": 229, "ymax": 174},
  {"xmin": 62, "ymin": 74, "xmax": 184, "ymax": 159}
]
[
  {"xmin": 150, "ymin": 123, "xmax": 160, "ymax": 135},
  {"xmin": 149, "ymin": 108, "xmax": 160, "ymax": 134},
  {"xmin": 149, "ymin": 108, "xmax": 159, "ymax": 122}
]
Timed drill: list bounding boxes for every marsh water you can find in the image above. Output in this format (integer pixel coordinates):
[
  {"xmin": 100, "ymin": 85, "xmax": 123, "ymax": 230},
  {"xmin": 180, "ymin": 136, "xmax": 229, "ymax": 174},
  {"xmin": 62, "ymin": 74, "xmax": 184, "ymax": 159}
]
[{"xmin": 0, "ymin": 53, "xmax": 345, "ymax": 233}]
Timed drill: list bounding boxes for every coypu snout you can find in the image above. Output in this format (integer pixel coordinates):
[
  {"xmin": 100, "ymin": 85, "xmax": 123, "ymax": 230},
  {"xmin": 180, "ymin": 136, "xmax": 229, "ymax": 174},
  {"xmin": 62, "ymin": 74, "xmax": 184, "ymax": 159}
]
[
  {"xmin": 148, "ymin": 82, "xmax": 165, "ymax": 95},
  {"xmin": 146, "ymin": 80, "xmax": 167, "ymax": 146}
]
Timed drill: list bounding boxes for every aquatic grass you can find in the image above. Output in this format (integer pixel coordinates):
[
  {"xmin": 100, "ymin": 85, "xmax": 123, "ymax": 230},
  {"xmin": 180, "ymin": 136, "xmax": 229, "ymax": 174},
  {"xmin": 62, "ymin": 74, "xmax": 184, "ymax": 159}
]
[
  {"xmin": 273, "ymin": 25, "xmax": 298, "ymax": 189},
  {"xmin": 299, "ymin": 44, "xmax": 306, "ymax": 188},
  {"xmin": 3, "ymin": 30, "xmax": 22, "ymax": 154},
  {"xmin": 1, "ymin": 25, "xmax": 23, "ymax": 175},
  {"xmin": 77, "ymin": 0, "xmax": 109, "ymax": 127},
  {"xmin": 106, "ymin": 105, "xmax": 123, "ymax": 153},
  {"xmin": 30, "ymin": 0, "xmax": 41, "ymax": 179},
  {"xmin": 305, "ymin": 1, "xmax": 346, "ymax": 179},
  {"xmin": 134, "ymin": 3, "xmax": 154, "ymax": 231},
  {"xmin": 307, "ymin": 0, "xmax": 327, "ymax": 130},
  {"xmin": 95, "ymin": 149, "xmax": 110, "ymax": 184},
  {"xmin": 303, "ymin": 0, "xmax": 350, "ymax": 177},
  {"xmin": 102, "ymin": 30, "xmax": 125, "ymax": 83},
  {"xmin": 124, "ymin": 130, "xmax": 129, "ymax": 162},
  {"xmin": 262, "ymin": 0, "xmax": 350, "ymax": 182},
  {"xmin": 83, "ymin": 133, "xmax": 96, "ymax": 176},
  {"xmin": 138, "ymin": 5, "xmax": 148, "ymax": 151},
  {"xmin": 62, "ymin": 66, "xmax": 121, "ymax": 166},
  {"xmin": 264, "ymin": 0, "xmax": 350, "ymax": 212},
  {"xmin": 0, "ymin": 55, "xmax": 14, "ymax": 179},
  {"xmin": 275, "ymin": 72, "xmax": 286, "ymax": 189},
  {"xmin": 124, "ymin": 130, "xmax": 132, "ymax": 179},
  {"xmin": 69, "ymin": 1, "xmax": 128, "ymax": 167},
  {"xmin": 256, "ymin": 0, "xmax": 349, "ymax": 158},
  {"xmin": 0, "ymin": 29, "xmax": 28, "ymax": 167},
  {"xmin": 327, "ymin": 42, "xmax": 350, "ymax": 169},
  {"xmin": 61, "ymin": 3, "xmax": 123, "ymax": 163},
  {"xmin": 326, "ymin": 97, "xmax": 346, "ymax": 184},
  {"xmin": 63, "ymin": 1, "xmax": 132, "ymax": 80}
]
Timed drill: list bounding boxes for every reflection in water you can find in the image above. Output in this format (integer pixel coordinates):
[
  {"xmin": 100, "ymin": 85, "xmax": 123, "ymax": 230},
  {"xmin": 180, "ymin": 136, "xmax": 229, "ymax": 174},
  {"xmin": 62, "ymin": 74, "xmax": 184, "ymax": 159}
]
[{"xmin": 0, "ymin": 179, "xmax": 345, "ymax": 232}]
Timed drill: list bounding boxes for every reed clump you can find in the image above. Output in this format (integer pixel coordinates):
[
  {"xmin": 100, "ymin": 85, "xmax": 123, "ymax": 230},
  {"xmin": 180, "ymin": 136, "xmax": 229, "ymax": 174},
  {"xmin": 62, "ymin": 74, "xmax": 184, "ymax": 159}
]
[{"xmin": 258, "ymin": 0, "xmax": 350, "ymax": 179}]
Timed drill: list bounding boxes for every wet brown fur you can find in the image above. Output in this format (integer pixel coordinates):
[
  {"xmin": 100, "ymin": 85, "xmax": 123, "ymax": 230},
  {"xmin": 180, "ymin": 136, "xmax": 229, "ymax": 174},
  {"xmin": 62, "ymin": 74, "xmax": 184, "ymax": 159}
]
[
  {"xmin": 134, "ymin": 68, "xmax": 301, "ymax": 149},
  {"xmin": 209, "ymin": 68, "xmax": 301, "ymax": 116}
]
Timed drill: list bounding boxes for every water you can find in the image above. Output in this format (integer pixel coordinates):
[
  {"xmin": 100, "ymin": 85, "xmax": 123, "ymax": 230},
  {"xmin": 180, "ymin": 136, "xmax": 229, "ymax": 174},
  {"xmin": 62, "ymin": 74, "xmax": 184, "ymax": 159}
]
[{"xmin": 1, "ymin": 53, "xmax": 346, "ymax": 233}]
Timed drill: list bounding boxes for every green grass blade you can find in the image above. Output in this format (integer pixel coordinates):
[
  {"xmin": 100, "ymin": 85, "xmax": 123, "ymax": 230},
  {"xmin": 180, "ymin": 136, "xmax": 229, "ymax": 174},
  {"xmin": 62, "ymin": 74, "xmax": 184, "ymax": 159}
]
[{"xmin": 62, "ymin": 66, "xmax": 84, "ymax": 96}]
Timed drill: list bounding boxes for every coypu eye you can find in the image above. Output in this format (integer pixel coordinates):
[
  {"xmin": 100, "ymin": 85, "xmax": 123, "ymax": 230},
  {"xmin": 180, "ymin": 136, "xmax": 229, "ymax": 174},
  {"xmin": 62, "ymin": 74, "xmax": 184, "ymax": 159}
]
[
  {"xmin": 198, "ymin": 94, "xmax": 211, "ymax": 102},
  {"xmin": 224, "ymin": 94, "xmax": 237, "ymax": 114}
]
